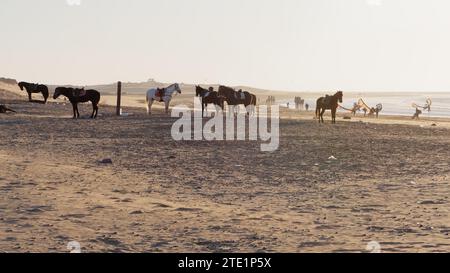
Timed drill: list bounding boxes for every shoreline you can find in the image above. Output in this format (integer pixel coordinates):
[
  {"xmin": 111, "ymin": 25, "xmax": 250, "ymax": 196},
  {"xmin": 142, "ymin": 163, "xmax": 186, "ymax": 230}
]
[{"xmin": 3, "ymin": 83, "xmax": 450, "ymax": 129}]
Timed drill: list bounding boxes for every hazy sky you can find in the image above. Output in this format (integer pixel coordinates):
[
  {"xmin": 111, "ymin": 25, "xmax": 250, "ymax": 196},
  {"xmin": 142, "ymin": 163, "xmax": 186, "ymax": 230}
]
[{"xmin": 1, "ymin": 0, "xmax": 450, "ymax": 91}]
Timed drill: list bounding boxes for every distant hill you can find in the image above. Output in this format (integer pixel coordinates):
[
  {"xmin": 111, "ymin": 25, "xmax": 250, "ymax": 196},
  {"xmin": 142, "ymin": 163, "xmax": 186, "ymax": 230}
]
[
  {"xmin": 0, "ymin": 77, "xmax": 17, "ymax": 85},
  {"xmin": 82, "ymin": 80, "xmax": 301, "ymax": 98},
  {"xmin": 0, "ymin": 78, "xmax": 23, "ymax": 101},
  {"xmin": 1, "ymin": 76, "xmax": 307, "ymax": 103}
]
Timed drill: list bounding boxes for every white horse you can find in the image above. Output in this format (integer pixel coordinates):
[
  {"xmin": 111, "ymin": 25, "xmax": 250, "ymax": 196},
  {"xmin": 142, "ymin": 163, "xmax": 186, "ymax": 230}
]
[{"xmin": 146, "ymin": 83, "xmax": 182, "ymax": 115}]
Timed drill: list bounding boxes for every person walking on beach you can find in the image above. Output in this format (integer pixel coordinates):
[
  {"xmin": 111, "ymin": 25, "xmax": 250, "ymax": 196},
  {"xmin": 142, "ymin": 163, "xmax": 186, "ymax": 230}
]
[{"xmin": 412, "ymin": 108, "xmax": 422, "ymax": 120}]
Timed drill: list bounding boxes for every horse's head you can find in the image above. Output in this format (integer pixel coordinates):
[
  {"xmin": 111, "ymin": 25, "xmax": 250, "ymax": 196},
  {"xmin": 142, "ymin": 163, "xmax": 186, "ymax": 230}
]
[
  {"xmin": 18, "ymin": 82, "xmax": 24, "ymax": 90},
  {"xmin": 174, "ymin": 83, "xmax": 181, "ymax": 94},
  {"xmin": 53, "ymin": 87, "xmax": 62, "ymax": 100},
  {"xmin": 195, "ymin": 85, "xmax": 202, "ymax": 97},
  {"xmin": 336, "ymin": 91, "xmax": 343, "ymax": 103}
]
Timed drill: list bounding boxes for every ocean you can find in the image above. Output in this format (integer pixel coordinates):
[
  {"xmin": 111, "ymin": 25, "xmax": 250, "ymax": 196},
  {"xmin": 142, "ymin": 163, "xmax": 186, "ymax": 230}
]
[{"xmin": 281, "ymin": 92, "xmax": 450, "ymax": 118}]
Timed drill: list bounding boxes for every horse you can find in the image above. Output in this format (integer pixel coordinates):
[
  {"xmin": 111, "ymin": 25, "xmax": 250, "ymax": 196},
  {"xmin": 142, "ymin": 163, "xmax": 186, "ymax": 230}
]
[
  {"xmin": 195, "ymin": 86, "xmax": 225, "ymax": 117},
  {"xmin": 145, "ymin": 83, "xmax": 181, "ymax": 115},
  {"xmin": 18, "ymin": 82, "xmax": 49, "ymax": 104},
  {"xmin": 316, "ymin": 91, "xmax": 343, "ymax": 124},
  {"xmin": 218, "ymin": 86, "xmax": 256, "ymax": 116},
  {"xmin": 53, "ymin": 87, "xmax": 101, "ymax": 119},
  {"xmin": 0, "ymin": 105, "xmax": 16, "ymax": 113}
]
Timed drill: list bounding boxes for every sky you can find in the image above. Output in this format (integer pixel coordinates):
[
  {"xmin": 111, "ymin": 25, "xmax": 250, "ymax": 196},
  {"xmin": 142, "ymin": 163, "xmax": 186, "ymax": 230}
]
[{"xmin": 1, "ymin": 0, "xmax": 450, "ymax": 92}]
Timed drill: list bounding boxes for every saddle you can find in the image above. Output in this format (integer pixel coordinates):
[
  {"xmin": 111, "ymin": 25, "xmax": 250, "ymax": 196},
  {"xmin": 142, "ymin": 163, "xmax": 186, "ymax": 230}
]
[
  {"xmin": 156, "ymin": 88, "xmax": 165, "ymax": 102},
  {"xmin": 72, "ymin": 89, "xmax": 87, "ymax": 98},
  {"xmin": 323, "ymin": 95, "xmax": 332, "ymax": 106},
  {"xmin": 234, "ymin": 91, "xmax": 246, "ymax": 101},
  {"xmin": 30, "ymin": 83, "xmax": 40, "ymax": 92}
]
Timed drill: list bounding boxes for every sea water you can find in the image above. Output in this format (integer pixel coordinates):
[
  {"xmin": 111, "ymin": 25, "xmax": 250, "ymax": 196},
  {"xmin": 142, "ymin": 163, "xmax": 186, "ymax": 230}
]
[{"xmin": 280, "ymin": 92, "xmax": 450, "ymax": 118}]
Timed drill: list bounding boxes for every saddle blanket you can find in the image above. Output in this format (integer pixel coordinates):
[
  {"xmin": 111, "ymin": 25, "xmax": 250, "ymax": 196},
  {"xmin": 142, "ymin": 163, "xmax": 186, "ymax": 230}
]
[
  {"xmin": 73, "ymin": 89, "xmax": 87, "ymax": 97},
  {"xmin": 323, "ymin": 95, "xmax": 332, "ymax": 105},
  {"xmin": 235, "ymin": 92, "xmax": 246, "ymax": 100},
  {"xmin": 155, "ymin": 88, "xmax": 165, "ymax": 98},
  {"xmin": 30, "ymin": 84, "xmax": 40, "ymax": 91}
]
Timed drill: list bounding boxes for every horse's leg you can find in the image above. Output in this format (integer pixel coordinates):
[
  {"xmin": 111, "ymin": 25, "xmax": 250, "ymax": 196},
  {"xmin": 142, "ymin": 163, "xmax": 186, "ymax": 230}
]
[
  {"xmin": 42, "ymin": 91, "xmax": 47, "ymax": 104},
  {"xmin": 331, "ymin": 108, "xmax": 336, "ymax": 124},
  {"xmin": 320, "ymin": 109, "xmax": 326, "ymax": 123},
  {"xmin": 76, "ymin": 104, "xmax": 80, "ymax": 119},
  {"xmin": 148, "ymin": 100, "xmax": 153, "ymax": 115},
  {"xmin": 165, "ymin": 100, "xmax": 169, "ymax": 115},
  {"xmin": 94, "ymin": 104, "xmax": 99, "ymax": 119},
  {"xmin": 91, "ymin": 103, "xmax": 95, "ymax": 119},
  {"xmin": 28, "ymin": 92, "xmax": 32, "ymax": 102},
  {"xmin": 72, "ymin": 104, "xmax": 77, "ymax": 119},
  {"xmin": 316, "ymin": 107, "xmax": 322, "ymax": 123},
  {"xmin": 146, "ymin": 96, "xmax": 151, "ymax": 115}
]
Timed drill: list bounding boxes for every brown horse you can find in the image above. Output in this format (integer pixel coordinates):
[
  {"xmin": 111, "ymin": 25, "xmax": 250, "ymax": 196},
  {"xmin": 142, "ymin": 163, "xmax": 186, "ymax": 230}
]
[
  {"xmin": 195, "ymin": 86, "xmax": 225, "ymax": 117},
  {"xmin": 218, "ymin": 86, "xmax": 257, "ymax": 115},
  {"xmin": 18, "ymin": 82, "xmax": 49, "ymax": 104},
  {"xmin": 316, "ymin": 91, "xmax": 343, "ymax": 124},
  {"xmin": 53, "ymin": 87, "xmax": 101, "ymax": 119}
]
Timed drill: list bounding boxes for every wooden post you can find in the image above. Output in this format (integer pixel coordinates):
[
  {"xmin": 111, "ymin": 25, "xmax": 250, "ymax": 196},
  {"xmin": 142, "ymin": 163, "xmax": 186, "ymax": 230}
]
[{"xmin": 116, "ymin": 81, "xmax": 122, "ymax": 116}]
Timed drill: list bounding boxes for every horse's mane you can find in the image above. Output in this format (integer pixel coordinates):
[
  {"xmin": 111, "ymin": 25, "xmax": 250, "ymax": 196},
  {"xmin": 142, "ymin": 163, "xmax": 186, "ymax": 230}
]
[{"xmin": 196, "ymin": 85, "xmax": 208, "ymax": 92}]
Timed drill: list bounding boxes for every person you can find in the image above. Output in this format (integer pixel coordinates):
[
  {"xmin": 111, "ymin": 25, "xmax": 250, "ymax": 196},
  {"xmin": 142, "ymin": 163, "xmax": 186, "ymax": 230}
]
[
  {"xmin": 305, "ymin": 103, "xmax": 309, "ymax": 111},
  {"xmin": 412, "ymin": 108, "xmax": 422, "ymax": 120},
  {"xmin": 0, "ymin": 105, "xmax": 16, "ymax": 113},
  {"xmin": 237, "ymin": 89, "xmax": 244, "ymax": 100}
]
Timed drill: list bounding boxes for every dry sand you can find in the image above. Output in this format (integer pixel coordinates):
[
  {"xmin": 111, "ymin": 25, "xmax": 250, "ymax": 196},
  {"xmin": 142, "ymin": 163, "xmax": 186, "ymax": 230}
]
[{"xmin": 0, "ymin": 84, "xmax": 449, "ymax": 253}]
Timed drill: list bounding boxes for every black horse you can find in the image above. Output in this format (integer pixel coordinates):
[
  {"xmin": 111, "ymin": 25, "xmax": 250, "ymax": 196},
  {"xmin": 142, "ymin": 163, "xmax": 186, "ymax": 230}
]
[
  {"xmin": 53, "ymin": 87, "xmax": 101, "ymax": 119},
  {"xmin": 218, "ymin": 86, "xmax": 257, "ymax": 115},
  {"xmin": 316, "ymin": 91, "xmax": 343, "ymax": 124},
  {"xmin": 18, "ymin": 82, "xmax": 49, "ymax": 104},
  {"xmin": 0, "ymin": 105, "xmax": 16, "ymax": 113},
  {"xmin": 195, "ymin": 86, "xmax": 225, "ymax": 117}
]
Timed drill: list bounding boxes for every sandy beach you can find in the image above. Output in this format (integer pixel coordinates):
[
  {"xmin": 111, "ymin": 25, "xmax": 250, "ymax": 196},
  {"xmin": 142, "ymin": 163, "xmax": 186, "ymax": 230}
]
[{"xmin": 1, "ymin": 82, "xmax": 449, "ymax": 253}]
